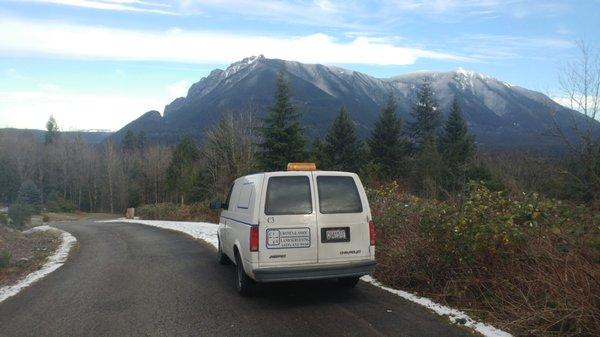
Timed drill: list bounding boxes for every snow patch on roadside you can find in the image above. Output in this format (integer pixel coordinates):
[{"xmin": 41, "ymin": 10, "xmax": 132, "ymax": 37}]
[
  {"xmin": 360, "ymin": 276, "xmax": 511, "ymax": 337},
  {"xmin": 0, "ymin": 226, "xmax": 77, "ymax": 303},
  {"xmin": 100, "ymin": 219, "xmax": 218, "ymax": 248},
  {"xmin": 102, "ymin": 218, "xmax": 510, "ymax": 337}
]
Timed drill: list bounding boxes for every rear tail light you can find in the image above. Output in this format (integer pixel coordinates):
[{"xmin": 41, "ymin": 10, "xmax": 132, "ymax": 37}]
[
  {"xmin": 249, "ymin": 226, "xmax": 259, "ymax": 252},
  {"xmin": 369, "ymin": 220, "xmax": 376, "ymax": 246}
]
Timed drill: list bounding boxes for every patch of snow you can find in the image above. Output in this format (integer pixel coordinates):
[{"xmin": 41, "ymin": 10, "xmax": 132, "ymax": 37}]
[
  {"xmin": 101, "ymin": 218, "xmax": 511, "ymax": 337},
  {"xmin": 0, "ymin": 226, "xmax": 77, "ymax": 303},
  {"xmin": 360, "ymin": 276, "xmax": 512, "ymax": 337},
  {"xmin": 222, "ymin": 55, "xmax": 262, "ymax": 78},
  {"xmin": 99, "ymin": 219, "xmax": 218, "ymax": 248}
]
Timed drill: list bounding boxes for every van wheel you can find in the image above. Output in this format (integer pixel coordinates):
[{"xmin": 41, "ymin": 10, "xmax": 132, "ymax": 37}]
[
  {"xmin": 338, "ymin": 276, "xmax": 360, "ymax": 288},
  {"xmin": 234, "ymin": 252, "xmax": 254, "ymax": 296},
  {"xmin": 217, "ymin": 237, "xmax": 232, "ymax": 265}
]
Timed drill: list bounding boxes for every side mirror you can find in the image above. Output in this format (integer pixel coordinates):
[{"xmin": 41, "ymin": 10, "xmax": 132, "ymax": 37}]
[{"xmin": 209, "ymin": 200, "xmax": 223, "ymax": 210}]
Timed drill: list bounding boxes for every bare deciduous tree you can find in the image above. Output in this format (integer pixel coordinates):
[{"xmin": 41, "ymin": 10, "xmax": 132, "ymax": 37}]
[
  {"xmin": 551, "ymin": 40, "xmax": 600, "ymax": 203},
  {"xmin": 202, "ymin": 110, "xmax": 257, "ymax": 199}
]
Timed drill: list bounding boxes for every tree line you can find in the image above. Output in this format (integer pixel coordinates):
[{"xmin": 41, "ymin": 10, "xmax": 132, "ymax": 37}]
[{"xmin": 258, "ymin": 71, "xmax": 483, "ymax": 199}]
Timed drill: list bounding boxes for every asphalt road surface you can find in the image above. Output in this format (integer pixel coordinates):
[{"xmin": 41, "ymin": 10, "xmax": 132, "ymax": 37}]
[{"xmin": 0, "ymin": 221, "xmax": 474, "ymax": 337}]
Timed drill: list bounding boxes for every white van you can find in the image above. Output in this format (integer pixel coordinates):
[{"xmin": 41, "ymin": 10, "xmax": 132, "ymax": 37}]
[{"xmin": 210, "ymin": 163, "xmax": 376, "ymax": 296}]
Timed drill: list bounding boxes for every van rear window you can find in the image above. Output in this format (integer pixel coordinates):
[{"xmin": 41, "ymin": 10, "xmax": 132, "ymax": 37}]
[
  {"xmin": 265, "ymin": 176, "xmax": 312, "ymax": 215},
  {"xmin": 317, "ymin": 176, "xmax": 363, "ymax": 214}
]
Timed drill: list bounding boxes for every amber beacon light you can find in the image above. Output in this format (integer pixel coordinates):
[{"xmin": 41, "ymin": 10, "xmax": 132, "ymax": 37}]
[{"xmin": 286, "ymin": 162, "xmax": 317, "ymax": 171}]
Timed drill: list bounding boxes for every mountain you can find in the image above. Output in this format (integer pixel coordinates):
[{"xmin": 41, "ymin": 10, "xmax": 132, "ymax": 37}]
[
  {"xmin": 111, "ymin": 55, "xmax": 588, "ymax": 150},
  {"xmin": 0, "ymin": 128, "xmax": 112, "ymax": 143}
]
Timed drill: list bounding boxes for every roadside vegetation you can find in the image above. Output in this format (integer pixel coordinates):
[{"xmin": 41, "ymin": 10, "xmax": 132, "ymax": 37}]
[
  {"xmin": 369, "ymin": 181, "xmax": 599, "ymax": 336},
  {"xmin": 0, "ymin": 44, "xmax": 598, "ymax": 336}
]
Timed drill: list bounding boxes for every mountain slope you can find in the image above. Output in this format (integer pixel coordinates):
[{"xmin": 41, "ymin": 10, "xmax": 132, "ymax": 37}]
[
  {"xmin": 111, "ymin": 55, "xmax": 586, "ymax": 149},
  {"xmin": 0, "ymin": 128, "xmax": 111, "ymax": 144}
]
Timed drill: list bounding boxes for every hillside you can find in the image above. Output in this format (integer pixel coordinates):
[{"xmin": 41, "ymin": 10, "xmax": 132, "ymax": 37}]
[
  {"xmin": 0, "ymin": 128, "xmax": 111, "ymax": 144},
  {"xmin": 112, "ymin": 55, "xmax": 586, "ymax": 149}
]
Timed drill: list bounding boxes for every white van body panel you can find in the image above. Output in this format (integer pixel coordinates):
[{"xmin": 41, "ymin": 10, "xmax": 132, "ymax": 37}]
[
  {"xmin": 312, "ymin": 171, "xmax": 373, "ymax": 263},
  {"xmin": 258, "ymin": 171, "xmax": 318, "ymax": 267},
  {"xmin": 218, "ymin": 170, "xmax": 375, "ymax": 282}
]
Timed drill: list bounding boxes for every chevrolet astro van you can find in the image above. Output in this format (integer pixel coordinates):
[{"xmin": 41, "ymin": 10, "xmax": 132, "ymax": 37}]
[{"xmin": 210, "ymin": 163, "xmax": 376, "ymax": 296}]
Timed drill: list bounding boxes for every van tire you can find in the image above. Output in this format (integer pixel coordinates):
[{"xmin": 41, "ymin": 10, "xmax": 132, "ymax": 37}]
[
  {"xmin": 338, "ymin": 276, "xmax": 360, "ymax": 288},
  {"xmin": 234, "ymin": 252, "xmax": 254, "ymax": 296},
  {"xmin": 217, "ymin": 237, "xmax": 232, "ymax": 265}
]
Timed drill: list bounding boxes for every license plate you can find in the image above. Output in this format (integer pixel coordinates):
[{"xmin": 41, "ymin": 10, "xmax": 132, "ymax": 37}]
[{"xmin": 322, "ymin": 227, "xmax": 350, "ymax": 243}]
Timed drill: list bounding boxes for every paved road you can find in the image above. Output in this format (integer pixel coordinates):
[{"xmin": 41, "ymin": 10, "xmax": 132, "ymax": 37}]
[{"xmin": 0, "ymin": 221, "xmax": 473, "ymax": 337}]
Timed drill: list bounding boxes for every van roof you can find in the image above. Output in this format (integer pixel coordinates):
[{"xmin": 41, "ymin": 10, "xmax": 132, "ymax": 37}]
[{"xmin": 238, "ymin": 171, "xmax": 357, "ymax": 180}]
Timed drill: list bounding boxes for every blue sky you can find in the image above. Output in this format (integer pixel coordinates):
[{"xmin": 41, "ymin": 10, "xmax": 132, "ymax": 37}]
[{"xmin": 0, "ymin": 0, "xmax": 598, "ymax": 131}]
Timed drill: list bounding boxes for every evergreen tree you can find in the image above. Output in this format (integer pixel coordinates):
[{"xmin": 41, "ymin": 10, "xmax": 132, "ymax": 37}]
[
  {"xmin": 410, "ymin": 81, "xmax": 443, "ymax": 195},
  {"xmin": 323, "ymin": 107, "xmax": 363, "ymax": 172},
  {"xmin": 368, "ymin": 94, "xmax": 410, "ymax": 179},
  {"xmin": 310, "ymin": 137, "xmax": 327, "ymax": 169},
  {"xmin": 415, "ymin": 134, "xmax": 443, "ymax": 198},
  {"xmin": 439, "ymin": 99, "xmax": 475, "ymax": 193},
  {"xmin": 137, "ymin": 131, "xmax": 147, "ymax": 150},
  {"xmin": 122, "ymin": 130, "xmax": 136, "ymax": 151},
  {"xmin": 0, "ymin": 156, "xmax": 20, "ymax": 204},
  {"xmin": 166, "ymin": 137, "xmax": 200, "ymax": 205},
  {"xmin": 45, "ymin": 115, "xmax": 60, "ymax": 145},
  {"xmin": 7, "ymin": 204, "xmax": 33, "ymax": 230},
  {"xmin": 17, "ymin": 180, "xmax": 42, "ymax": 212},
  {"xmin": 410, "ymin": 81, "xmax": 441, "ymax": 144},
  {"xmin": 257, "ymin": 70, "xmax": 307, "ymax": 171}
]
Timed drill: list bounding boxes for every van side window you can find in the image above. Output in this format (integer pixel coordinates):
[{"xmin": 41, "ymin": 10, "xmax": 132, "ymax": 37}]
[
  {"xmin": 224, "ymin": 184, "xmax": 234, "ymax": 210},
  {"xmin": 265, "ymin": 176, "xmax": 312, "ymax": 215},
  {"xmin": 317, "ymin": 176, "xmax": 363, "ymax": 214},
  {"xmin": 237, "ymin": 183, "xmax": 253, "ymax": 210}
]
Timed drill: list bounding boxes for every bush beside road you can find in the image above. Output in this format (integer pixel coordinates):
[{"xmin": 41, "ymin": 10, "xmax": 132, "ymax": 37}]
[{"xmin": 369, "ymin": 182, "xmax": 599, "ymax": 337}]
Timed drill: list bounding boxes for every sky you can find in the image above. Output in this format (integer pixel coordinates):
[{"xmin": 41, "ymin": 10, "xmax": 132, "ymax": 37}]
[{"xmin": 0, "ymin": 0, "xmax": 598, "ymax": 131}]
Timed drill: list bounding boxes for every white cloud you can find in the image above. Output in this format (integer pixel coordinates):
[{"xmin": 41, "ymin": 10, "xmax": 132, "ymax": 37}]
[
  {"xmin": 0, "ymin": 91, "xmax": 166, "ymax": 130},
  {"xmin": 37, "ymin": 83, "xmax": 62, "ymax": 91},
  {"xmin": 453, "ymin": 34, "xmax": 573, "ymax": 60},
  {"xmin": 15, "ymin": 0, "xmax": 177, "ymax": 15},
  {"xmin": 0, "ymin": 16, "xmax": 466, "ymax": 65},
  {"xmin": 167, "ymin": 80, "xmax": 192, "ymax": 97}
]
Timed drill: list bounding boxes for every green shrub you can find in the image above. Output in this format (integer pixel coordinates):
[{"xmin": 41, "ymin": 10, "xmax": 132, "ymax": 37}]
[
  {"xmin": 46, "ymin": 197, "xmax": 77, "ymax": 213},
  {"xmin": 0, "ymin": 213, "xmax": 8, "ymax": 226},
  {"xmin": 7, "ymin": 203, "xmax": 33, "ymax": 230},
  {"xmin": 136, "ymin": 202, "xmax": 218, "ymax": 223},
  {"xmin": 0, "ymin": 251, "xmax": 10, "ymax": 269},
  {"xmin": 16, "ymin": 180, "xmax": 41, "ymax": 212},
  {"xmin": 368, "ymin": 181, "xmax": 599, "ymax": 336}
]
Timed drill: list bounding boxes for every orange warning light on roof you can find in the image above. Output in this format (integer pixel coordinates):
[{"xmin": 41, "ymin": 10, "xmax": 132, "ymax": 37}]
[{"xmin": 287, "ymin": 162, "xmax": 317, "ymax": 171}]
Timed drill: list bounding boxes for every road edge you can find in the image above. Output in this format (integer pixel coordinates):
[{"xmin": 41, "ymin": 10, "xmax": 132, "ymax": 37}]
[
  {"xmin": 101, "ymin": 218, "xmax": 512, "ymax": 337},
  {"xmin": 0, "ymin": 225, "xmax": 78, "ymax": 303}
]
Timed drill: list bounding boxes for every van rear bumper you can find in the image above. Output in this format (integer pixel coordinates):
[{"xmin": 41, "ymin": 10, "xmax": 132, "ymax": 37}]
[{"xmin": 252, "ymin": 260, "xmax": 376, "ymax": 282}]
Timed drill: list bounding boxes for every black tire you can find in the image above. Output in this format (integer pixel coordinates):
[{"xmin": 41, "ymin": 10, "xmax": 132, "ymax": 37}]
[
  {"xmin": 234, "ymin": 252, "xmax": 254, "ymax": 296},
  {"xmin": 217, "ymin": 237, "xmax": 232, "ymax": 265},
  {"xmin": 338, "ymin": 276, "xmax": 360, "ymax": 288}
]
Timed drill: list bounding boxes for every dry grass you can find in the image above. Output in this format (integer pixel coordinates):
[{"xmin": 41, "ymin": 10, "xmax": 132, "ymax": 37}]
[
  {"xmin": 42, "ymin": 212, "xmax": 118, "ymax": 222},
  {"xmin": 136, "ymin": 203, "xmax": 218, "ymax": 223},
  {"xmin": 0, "ymin": 226, "xmax": 61, "ymax": 287}
]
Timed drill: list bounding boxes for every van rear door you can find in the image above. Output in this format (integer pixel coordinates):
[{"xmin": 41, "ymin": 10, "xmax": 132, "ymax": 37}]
[
  {"xmin": 313, "ymin": 172, "xmax": 371, "ymax": 263},
  {"xmin": 258, "ymin": 172, "xmax": 318, "ymax": 266}
]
